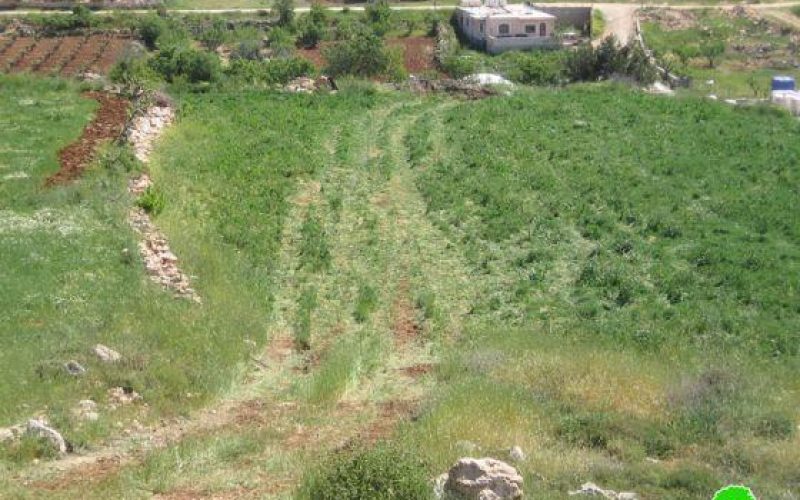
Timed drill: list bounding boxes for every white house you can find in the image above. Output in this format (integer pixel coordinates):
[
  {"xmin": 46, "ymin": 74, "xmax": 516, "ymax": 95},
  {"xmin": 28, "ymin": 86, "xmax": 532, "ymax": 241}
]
[{"xmin": 455, "ymin": 0, "xmax": 557, "ymax": 54}]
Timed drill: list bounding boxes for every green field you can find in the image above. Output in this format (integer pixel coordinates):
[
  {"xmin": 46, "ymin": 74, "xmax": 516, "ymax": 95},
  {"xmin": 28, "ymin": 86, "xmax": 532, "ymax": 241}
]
[{"xmin": 3, "ymin": 77, "xmax": 798, "ymax": 498}]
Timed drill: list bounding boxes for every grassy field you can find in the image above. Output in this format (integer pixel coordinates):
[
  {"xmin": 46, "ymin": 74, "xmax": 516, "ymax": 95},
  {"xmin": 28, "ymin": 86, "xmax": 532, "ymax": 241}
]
[
  {"xmin": 642, "ymin": 8, "xmax": 800, "ymax": 97},
  {"xmin": 4, "ymin": 80, "xmax": 797, "ymax": 499}
]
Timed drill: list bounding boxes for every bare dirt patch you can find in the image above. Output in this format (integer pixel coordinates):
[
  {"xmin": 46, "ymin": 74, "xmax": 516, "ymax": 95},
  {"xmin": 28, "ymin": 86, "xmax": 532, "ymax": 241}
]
[
  {"xmin": 298, "ymin": 36, "xmax": 437, "ymax": 75},
  {"xmin": 399, "ymin": 363, "xmax": 435, "ymax": 378},
  {"xmin": 46, "ymin": 92, "xmax": 128, "ymax": 186},
  {"xmin": 391, "ymin": 278, "xmax": 421, "ymax": 346}
]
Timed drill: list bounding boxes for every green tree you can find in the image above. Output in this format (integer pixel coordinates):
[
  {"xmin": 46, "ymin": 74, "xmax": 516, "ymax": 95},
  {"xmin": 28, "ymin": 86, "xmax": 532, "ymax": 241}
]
[
  {"xmin": 323, "ymin": 29, "xmax": 390, "ymax": 78},
  {"xmin": 138, "ymin": 15, "xmax": 167, "ymax": 50},
  {"xmin": 365, "ymin": 0, "xmax": 392, "ymax": 37},
  {"xmin": 273, "ymin": 0, "xmax": 295, "ymax": 28},
  {"xmin": 699, "ymin": 40, "xmax": 725, "ymax": 68},
  {"xmin": 298, "ymin": 2, "xmax": 328, "ymax": 48}
]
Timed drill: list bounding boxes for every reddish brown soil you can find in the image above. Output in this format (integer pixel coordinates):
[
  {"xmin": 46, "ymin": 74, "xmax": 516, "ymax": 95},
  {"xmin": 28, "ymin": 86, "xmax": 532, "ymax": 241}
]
[
  {"xmin": 0, "ymin": 37, "xmax": 35, "ymax": 70},
  {"xmin": 298, "ymin": 36, "xmax": 437, "ymax": 75},
  {"xmin": 392, "ymin": 279, "xmax": 421, "ymax": 346},
  {"xmin": 46, "ymin": 92, "xmax": 129, "ymax": 186},
  {"xmin": 400, "ymin": 363, "xmax": 435, "ymax": 378},
  {"xmin": 0, "ymin": 35, "xmax": 130, "ymax": 77},
  {"xmin": 360, "ymin": 399, "xmax": 419, "ymax": 444},
  {"xmin": 12, "ymin": 36, "xmax": 59, "ymax": 72},
  {"xmin": 388, "ymin": 36, "xmax": 437, "ymax": 74}
]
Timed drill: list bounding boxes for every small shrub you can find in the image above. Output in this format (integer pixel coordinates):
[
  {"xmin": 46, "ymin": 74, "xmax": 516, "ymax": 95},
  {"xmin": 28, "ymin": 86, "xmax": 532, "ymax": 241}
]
[
  {"xmin": 138, "ymin": 15, "xmax": 167, "ymax": 50},
  {"xmin": 232, "ymin": 39, "xmax": 262, "ymax": 61},
  {"xmin": 557, "ymin": 412, "xmax": 616, "ymax": 449},
  {"xmin": 299, "ymin": 211, "xmax": 331, "ymax": 272},
  {"xmin": 227, "ymin": 58, "xmax": 315, "ymax": 86},
  {"xmin": 294, "ymin": 287, "xmax": 317, "ymax": 350},
  {"xmin": 298, "ymin": 443, "xmax": 431, "ymax": 500},
  {"xmin": 750, "ymin": 411, "xmax": 795, "ymax": 440},
  {"xmin": 274, "ymin": 0, "xmax": 295, "ymax": 28},
  {"xmin": 136, "ymin": 186, "xmax": 166, "ymax": 216},
  {"xmin": 364, "ymin": 0, "xmax": 392, "ymax": 37},
  {"xmin": 353, "ymin": 284, "xmax": 378, "ymax": 323},
  {"xmin": 199, "ymin": 20, "xmax": 228, "ymax": 51}
]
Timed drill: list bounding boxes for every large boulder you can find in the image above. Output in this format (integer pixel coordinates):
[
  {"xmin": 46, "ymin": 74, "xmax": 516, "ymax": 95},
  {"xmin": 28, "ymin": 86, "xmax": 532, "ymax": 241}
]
[
  {"xmin": 444, "ymin": 457, "xmax": 523, "ymax": 499},
  {"xmin": 26, "ymin": 419, "xmax": 67, "ymax": 455}
]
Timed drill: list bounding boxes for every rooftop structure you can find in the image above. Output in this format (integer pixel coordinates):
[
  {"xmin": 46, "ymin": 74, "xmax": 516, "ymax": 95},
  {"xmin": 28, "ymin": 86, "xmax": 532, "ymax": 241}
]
[{"xmin": 455, "ymin": 0, "xmax": 557, "ymax": 54}]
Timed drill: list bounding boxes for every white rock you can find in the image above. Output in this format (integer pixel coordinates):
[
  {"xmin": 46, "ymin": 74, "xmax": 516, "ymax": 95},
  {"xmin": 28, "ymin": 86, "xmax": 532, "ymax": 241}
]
[
  {"xmin": 92, "ymin": 344, "xmax": 121, "ymax": 363},
  {"xmin": 444, "ymin": 457, "xmax": 523, "ymax": 499},
  {"xmin": 26, "ymin": 419, "xmax": 67, "ymax": 454},
  {"xmin": 569, "ymin": 482, "xmax": 638, "ymax": 500},
  {"xmin": 463, "ymin": 73, "xmax": 514, "ymax": 86},
  {"xmin": 509, "ymin": 446, "xmax": 525, "ymax": 462}
]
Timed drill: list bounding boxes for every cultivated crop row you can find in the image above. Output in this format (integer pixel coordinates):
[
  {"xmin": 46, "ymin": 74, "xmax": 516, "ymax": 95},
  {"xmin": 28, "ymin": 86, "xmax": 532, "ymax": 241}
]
[{"xmin": 0, "ymin": 34, "xmax": 131, "ymax": 77}]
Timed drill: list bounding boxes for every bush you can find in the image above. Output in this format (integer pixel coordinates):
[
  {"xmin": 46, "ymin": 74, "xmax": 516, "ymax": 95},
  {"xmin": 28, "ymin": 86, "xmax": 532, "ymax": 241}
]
[
  {"xmin": 269, "ymin": 26, "xmax": 296, "ymax": 58},
  {"xmin": 299, "ymin": 444, "xmax": 431, "ymax": 500},
  {"xmin": 274, "ymin": 0, "xmax": 295, "ymax": 28},
  {"xmin": 365, "ymin": 0, "xmax": 392, "ymax": 37},
  {"xmin": 110, "ymin": 54, "xmax": 161, "ymax": 87},
  {"xmin": 138, "ymin": 15, "xmax": 166, "ymax": 50},
  {"xmin": 149, "ymin": 46, "xmax": 221, "ymax": 83},
  {"xmin": 323, "ymin": 30, "xmax": 392, "ymax": 78},
  {"xmin": 232, "ymin": 39, "xmax": 262, "ymax": 61},
  {"xmin": 565, "ymin": 36, "xmax": 656, "ymax": 84},
  {"xmin": 199, "ymin": 19, "xmax": 228, "ymax": 51},
  {"xmin": 226, "ymin": 57, "xmax": 315, "ymax": 85},
  {"xmin": 297, "ymin": 2, "xmax": 328, "ymax": 48},
  {"xmin": 136, "ymin": 186, "xmax": 166, "ymax": 216}
]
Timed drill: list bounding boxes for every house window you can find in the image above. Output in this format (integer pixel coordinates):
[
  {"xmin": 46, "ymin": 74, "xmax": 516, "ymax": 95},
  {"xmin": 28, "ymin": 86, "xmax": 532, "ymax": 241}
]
[
  {"xmin": 480, "ymin": 20, "xmax": 484, "ymax": 33},
  {"xmin": 498, "ymin": 24, "xmax": 510, "ymax": 36},
  {"xmin": 525, "ymin": 24, "xmax": 536, "ymax": 34},
  {"xmin": 540, "ymin": 23, "xmax": 547, "ymax": 36}
]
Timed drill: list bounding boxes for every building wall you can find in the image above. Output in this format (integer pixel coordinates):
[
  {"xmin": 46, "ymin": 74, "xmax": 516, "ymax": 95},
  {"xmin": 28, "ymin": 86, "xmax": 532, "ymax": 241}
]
[
  {"xmin": 531, "ymin": 5, "xmax": 592, "ymax": 33},
  {"xmin": 456, "ymin": 9, "xmax": 556, "ymax": 52}
]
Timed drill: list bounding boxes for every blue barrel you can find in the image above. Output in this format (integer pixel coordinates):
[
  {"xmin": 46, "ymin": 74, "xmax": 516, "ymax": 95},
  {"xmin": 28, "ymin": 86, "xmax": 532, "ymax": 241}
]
[{"xmin": 772, "ymin": 76, "xmax": 796, "ymax": 91}]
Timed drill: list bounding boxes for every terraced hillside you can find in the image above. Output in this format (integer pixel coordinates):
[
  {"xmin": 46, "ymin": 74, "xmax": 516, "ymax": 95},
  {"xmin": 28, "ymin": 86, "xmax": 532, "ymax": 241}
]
[{"xmin": 0, "ymin": 35, "xmax": 132, "ymax": 76}]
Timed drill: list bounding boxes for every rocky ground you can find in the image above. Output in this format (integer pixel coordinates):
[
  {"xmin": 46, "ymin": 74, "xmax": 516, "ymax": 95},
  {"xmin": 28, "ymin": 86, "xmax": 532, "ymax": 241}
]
[{"xmin": 126, "ymin": 104, "xmax": 200, "ymax": 302}]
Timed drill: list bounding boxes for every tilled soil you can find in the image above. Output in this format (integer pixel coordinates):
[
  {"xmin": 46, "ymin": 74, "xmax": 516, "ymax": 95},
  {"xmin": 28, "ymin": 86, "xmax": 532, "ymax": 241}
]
[
  {"xmin": 46, "ymin": 92, "xmax": 128, "ymax": 186},
  {"xmin": 0, "ymin": 34, "xmax": 131, "ymax": 77}
]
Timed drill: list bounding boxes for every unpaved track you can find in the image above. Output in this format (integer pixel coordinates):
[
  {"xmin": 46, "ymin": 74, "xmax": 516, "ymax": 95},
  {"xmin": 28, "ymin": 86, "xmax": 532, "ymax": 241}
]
[{"xmin": 13, "ymin": 98, "xmax": 478, "ymax": 497}]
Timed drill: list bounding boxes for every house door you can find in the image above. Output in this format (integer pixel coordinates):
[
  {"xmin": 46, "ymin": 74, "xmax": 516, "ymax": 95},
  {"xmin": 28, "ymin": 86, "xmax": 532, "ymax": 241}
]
[{"xmin": 540, "ymin": 23, "xmax": 546, "ymax": 36}]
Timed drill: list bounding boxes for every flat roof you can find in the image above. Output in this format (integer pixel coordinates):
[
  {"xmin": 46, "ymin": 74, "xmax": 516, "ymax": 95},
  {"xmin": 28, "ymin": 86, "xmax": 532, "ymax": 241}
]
[{"xmin": 457, "ymin": 4, "xmax": 555, "ymax": 20}]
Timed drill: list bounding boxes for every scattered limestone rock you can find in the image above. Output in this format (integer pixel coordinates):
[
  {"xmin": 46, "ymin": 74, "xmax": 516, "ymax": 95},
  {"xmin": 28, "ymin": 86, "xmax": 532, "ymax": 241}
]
[
  {"xmin": 64, "ymin": 360, "xmax": 86, "ymax": 376},
  {"xmin": 285, "ymin": 75, "xmax": 334, "ymax": 93},
  {"xmin": 93, "ymin": 344, "xmax": 121, "ymax": 363},
  {"xmin": 569, "ymin": 482, "xmax": 639, "ymax": 499},
  {"xmin": 509, "ymin": 446, "xmax": 525, "ymax": 462},
  {"xmin": 26, "ymin": 419, "xmax": 67, "ymax": 454},
  {"xmin": 0, "ymin": 424, "xmax": 24, "ymax": 443},
  {"xmin": 444, "ymin": 457, "xmax": 523, "ymax": 499},
  {"xmin": 127, "ymin": 180, "xmax": 200, "ymax": 302},
  {"xmin": 126, "ymin": 105, "xmax": 174, "ymax": 163},
  {"xmin": 108, "ymin": 387, "xmax": 142, "ymax": 408},
  {"xmin": 73, "ymin": 400, "xmax": 99, "ymax": 422}
]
